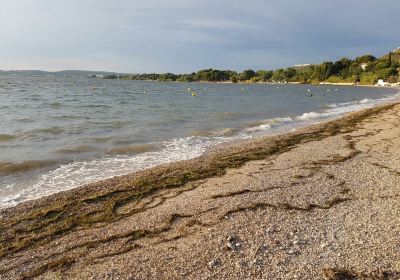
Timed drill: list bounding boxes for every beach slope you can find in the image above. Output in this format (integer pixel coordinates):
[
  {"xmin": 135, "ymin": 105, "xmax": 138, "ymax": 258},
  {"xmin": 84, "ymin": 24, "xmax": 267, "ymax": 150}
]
[{"xmin": 1, "ymin": 103, "xmax": 400, "ymax": 279}]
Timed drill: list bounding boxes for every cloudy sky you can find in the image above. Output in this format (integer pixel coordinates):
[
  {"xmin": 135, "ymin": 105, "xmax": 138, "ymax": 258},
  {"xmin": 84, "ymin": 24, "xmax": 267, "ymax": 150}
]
[{"xmin": 0, "ymin": 0, "xmax": 398, "ymax": 73}]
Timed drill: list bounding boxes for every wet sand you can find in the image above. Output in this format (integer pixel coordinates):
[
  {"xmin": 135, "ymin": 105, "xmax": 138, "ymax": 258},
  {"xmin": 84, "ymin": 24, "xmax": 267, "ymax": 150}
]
[{"xmin": 1, "ymin": 102, "xmax": 400, "ymax": 279}]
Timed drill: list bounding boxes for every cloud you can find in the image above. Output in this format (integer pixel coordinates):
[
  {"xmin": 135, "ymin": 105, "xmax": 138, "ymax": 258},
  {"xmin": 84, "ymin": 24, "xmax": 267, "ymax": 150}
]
[
  {"xmin": 177, "ymin": 19, "xmax": 257, "ymax": 31},
  {"xmin": 0, "ymin": 0, "xmax": 398, "ymax": 72}
]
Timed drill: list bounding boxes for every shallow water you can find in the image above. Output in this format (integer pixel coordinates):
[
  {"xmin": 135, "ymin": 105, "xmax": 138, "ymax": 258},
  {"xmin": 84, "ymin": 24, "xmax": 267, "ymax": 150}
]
[{"xmin": 0, "ymin": 75, "xmax": 398, "ymax": 208}]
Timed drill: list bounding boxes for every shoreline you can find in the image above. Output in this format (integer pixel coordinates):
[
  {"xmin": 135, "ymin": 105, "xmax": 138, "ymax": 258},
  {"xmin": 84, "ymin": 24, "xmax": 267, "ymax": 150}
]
[
  {"xmin": 1, "ymin": 100, "xmax": 400, "ymax": 279},
  {"xmin": 1, "ymin": 84, "xmax": 398, "ymax": 209},
  {"xmin": 0, "ymin": 101, "xmax": 397, "ymax": 215},
  {"xmin": 125, "ymin": 78, "xmax": 400, "ymax": 88}
]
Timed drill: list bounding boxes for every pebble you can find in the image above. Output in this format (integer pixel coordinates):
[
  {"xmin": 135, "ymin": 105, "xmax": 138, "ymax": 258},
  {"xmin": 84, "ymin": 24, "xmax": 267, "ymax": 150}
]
[
  {"xmin": 226, "ymin": 235, "xmax": 238, "ymax": 251},
  {"xmin": 208, "ymin": 259, "xmax": 221, "ymax": 269},
  {"xmin": 266, "ymin": 226, "xmax": 276, "ymax": 234},
  {"xmin": 287, "ymin": 249, "xmax": 297, "ymax": 255}
]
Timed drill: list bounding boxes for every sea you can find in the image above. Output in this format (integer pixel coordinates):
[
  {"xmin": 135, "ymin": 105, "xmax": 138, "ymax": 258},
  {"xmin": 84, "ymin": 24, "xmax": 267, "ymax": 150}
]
[{"xmin": 0, "ymin": 75, "xmax": 399, "ymax": 208}]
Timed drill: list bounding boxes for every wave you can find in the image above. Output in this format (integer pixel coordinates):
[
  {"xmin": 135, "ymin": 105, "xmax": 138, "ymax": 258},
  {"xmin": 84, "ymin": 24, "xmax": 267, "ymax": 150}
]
[
  {"xmin": 244, "ymin": 93, "xmax": 399, "ymax": 131},
  {"xmin": 245, "ymin": 124, "xmax": 272, "ymax": 132},
  {"xmin": 50, "ymin": 115, "xmax": 85, "ymax": 120},
  {"xmin": 297, "ymin": 111, "xmax": 322, "ymax": 121},
  {"xmin": 0, "ymin": 160, "xmax": 54, "ymax": 176},
  {"xmin": 79, "ymin": 104, "xmax": 112, "ymax": 109},
  {"xmin": 190, "ymin": 127, "xmax": 237, "ymax": 137},
  {"xmin": 48, "ymin": 102, "xmax": 62, "ymax": 108},
  {"xmin": 15, "ymin": 118, "xmax": 35, "ymax": 123},
  {"xmin": 0, "ymin": 135, "xmax": 249, "ymax": 208},
  {"xmin": 33, "ymin": 126, "xmax": 65, "ymax": 135},
  {"xmin": 56, "ymin": 145, "xmax": 96, "ymax": 154},
  {"xmin": 296, "ymin": 95, "xmax": 395, "ymax": 121},
  {"xmin": 87, "ymin": 137, "xmax": 112, "ymax": 143},
  {"xmin": 0, "ymin": 134, "xmax": 15, "ymax": 142},
  {"xmin": 215, "ymin": 111, "xmax": 258, "ymax": 121},
  {"xmin": 107, "ymin": 143, "xmax": 157, "ymax": 155},
  {"xmin": 245, "ymin": 116, "xmax": 293, "ymax": 132}
]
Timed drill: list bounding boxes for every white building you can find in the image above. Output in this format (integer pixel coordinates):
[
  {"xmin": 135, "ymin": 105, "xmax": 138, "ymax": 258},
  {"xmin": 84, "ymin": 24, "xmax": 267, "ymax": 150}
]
[
  {"xmin": 377, "ymin": 79, "xmax": 389, "ymax": 86},
  {"xmin": 360, "ymin": 63, "xmax": 368, "ymax": 71}
]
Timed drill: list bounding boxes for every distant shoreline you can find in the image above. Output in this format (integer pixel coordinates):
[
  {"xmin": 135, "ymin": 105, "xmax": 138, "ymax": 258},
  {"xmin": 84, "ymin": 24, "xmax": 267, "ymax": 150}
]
[{"xmin": 126, "ymin": 79, "xmax": 400, "ymax": 88}]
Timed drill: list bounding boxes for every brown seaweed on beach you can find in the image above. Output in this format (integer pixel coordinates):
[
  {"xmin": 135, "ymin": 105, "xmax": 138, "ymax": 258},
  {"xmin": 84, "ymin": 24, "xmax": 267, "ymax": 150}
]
[
  {"xmin": 1, "ymin": 102, "xmax": 399, "ymax": 279},
  {"xmin": 323, "ymin": 268, "xmax": 400, "ymax": 280}
]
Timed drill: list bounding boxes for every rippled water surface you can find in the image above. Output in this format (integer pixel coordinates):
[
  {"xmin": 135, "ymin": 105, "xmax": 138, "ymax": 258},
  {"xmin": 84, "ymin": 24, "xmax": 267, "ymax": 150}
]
[{"xmin": 0, "ymin": 75, "xmax": 398, "ymax": 208}]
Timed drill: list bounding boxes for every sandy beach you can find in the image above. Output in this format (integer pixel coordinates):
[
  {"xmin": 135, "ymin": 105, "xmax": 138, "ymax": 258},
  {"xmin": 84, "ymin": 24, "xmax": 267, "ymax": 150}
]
[{"xmin": 1, "ymin": 101, "xmax": 400, "ymax": 279}]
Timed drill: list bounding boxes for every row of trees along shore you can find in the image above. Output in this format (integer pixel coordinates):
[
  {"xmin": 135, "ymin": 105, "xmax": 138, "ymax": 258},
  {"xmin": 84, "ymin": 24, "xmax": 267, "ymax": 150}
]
[{"xmin": 119, "ymin": 50, "xmax": 400, "ymax": 85}]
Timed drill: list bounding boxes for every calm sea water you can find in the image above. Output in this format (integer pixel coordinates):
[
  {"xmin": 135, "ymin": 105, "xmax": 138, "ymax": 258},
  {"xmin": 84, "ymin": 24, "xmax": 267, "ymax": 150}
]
[{"xmin": 0, "ymin": 75, "xmax": 398, "ymax": 208}]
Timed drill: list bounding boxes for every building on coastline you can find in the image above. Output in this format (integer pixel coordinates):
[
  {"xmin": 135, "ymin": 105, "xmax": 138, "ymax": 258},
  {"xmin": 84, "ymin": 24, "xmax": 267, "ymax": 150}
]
[
  {"xmin": 294, "ymin": 64, "xmax": 311, "ymax": 67},
  {"xmin": 360, "ymin": 63, "xmax": 368, "ymax": 71},
  {"xmin": 377, "ymin": 78, "xmax": 400, "ymax": 87},
  {"xmin": 377, "ymin": 79, "xmax": 391, "ymax": 87}
]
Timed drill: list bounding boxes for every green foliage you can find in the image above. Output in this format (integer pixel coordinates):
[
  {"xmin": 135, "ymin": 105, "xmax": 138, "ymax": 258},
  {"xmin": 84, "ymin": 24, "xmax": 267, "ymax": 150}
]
[
  {"xmin": 355, "ymin": 55, "xmax": 376, "ymax": 64},
  {"xmin": 117, "ymin": 50, "xmax": 399, "ymax": 85},
  {"xmin": 325, "ymin": 75, "xmax": 353, "ymax": 83},
  {"xmin": 375, "ymin": 67, "xmax": 397, "ymax": 79},
  {"xmin": 272, "ymin": 69, "xmax": 286, "ymax": 81},
  {"xmin": 359, "ymin": 73, "xmax": 379, "ymax": 85},
  {"xmin": 230, "ymin": 75, "xmax": 238, "ymax": 83},
  {"xmin": 285, "ymin": 68, "xmax": 297, "ymax": 80},
  {"xmin": 195, "ymin": 69, "xmax": 236, "ymax": 82},
  {"xmin": 256, "ymin": 70, "xmax": 273, "ymax": 82},
  {"xmin": 239, "ymin": 69, "xmax": 256, "ymax": 81}
]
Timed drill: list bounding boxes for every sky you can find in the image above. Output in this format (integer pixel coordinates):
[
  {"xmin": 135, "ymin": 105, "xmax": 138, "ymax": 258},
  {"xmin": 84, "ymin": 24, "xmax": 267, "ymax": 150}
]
[{"xmin": 0, "ymin": 0, "xmax": 399, "ymax": 73}]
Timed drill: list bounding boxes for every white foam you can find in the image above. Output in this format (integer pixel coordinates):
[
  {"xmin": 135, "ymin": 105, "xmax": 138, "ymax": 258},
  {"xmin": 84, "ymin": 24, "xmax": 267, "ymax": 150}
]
[
  {"xmin": 297, "ymin": 111, "xmax": 321, "ymax": 121},
  {"xmin": 326, "ymin": 103, "xmax": 338, "ymax": 108},
  {"xmin": 298, "ymin": 93, "xmax": 399, "ymax": 122},
  {"xmin": 360, "ymin": 98, "xmax": 372, "ymax": 104},
  {"xmin": 245, "ymin": 116, "xmax": 293, "ymax": 132},
  {"xmin": 0, "ymin": 134, "xmax": 251, "ymax": 208},
  {"xmin": 245, "ymin": 124, "xmax": 272, "ymax": 132}
]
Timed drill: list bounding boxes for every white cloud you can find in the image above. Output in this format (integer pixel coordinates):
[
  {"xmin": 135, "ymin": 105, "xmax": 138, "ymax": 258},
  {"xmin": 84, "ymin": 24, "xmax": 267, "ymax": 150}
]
[
  {"xmin": 0, "ymin": 0, "xmax": 398, "ymax": 72},
  {"xmin": 177, "ymin": 19, "xmax": 257, "ymax": 30}
]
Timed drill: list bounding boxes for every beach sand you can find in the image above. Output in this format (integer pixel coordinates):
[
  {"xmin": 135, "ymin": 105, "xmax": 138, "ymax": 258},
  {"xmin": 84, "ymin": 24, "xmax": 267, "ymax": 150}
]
[{"xmin": 1, "ymin": 102, "xmax": 400, "ymax": 279}]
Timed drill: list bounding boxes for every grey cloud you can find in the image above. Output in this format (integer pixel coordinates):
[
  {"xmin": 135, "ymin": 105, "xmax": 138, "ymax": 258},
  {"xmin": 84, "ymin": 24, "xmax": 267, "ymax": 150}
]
[{"xmin": 0, "ymin": 0, "xmax": 398, "ymax": 72}]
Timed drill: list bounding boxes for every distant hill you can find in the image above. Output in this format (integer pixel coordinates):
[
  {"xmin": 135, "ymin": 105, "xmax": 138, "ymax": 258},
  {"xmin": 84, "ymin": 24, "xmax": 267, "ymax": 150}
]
[{"xmin": 0, "ymin": 70, "xmax": 125, "ymax": 77}]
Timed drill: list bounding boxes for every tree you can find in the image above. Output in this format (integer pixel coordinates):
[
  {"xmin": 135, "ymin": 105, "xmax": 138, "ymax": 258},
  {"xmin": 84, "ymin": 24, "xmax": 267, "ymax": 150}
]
[
  {"xmin": 355, "ymin": 55, "xmax": 376, "ymax": 64},
  {"xmin": 376, "ymin": 67, "xmax": 397, "ymax": 79},
  {"xmin": 239, "ymin": 69, "xmax": 256, "ymax": 81},
  {"xmin": 272, "ymin": 69, "xmax": 285, "ymax": 82},
  {"xmin": 256, "ymin": 70, "xmax": 273, "ymax": 82},
  {"xmin": 284, "ymin": 68, "xmax": 297, "ymax": 80}
]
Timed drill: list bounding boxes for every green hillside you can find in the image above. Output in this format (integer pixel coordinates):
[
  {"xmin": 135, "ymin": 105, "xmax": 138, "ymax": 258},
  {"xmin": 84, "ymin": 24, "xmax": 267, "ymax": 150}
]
[{"xmin": 118, "ymin": 47, "xmax": 400, "ymax": 85}]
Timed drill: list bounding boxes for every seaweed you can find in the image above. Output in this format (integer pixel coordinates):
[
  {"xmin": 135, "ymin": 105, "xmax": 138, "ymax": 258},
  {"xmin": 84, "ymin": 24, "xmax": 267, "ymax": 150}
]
[{"xmin": 0, "ymin": 103, "xmax": 398, "ymax": 277}]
